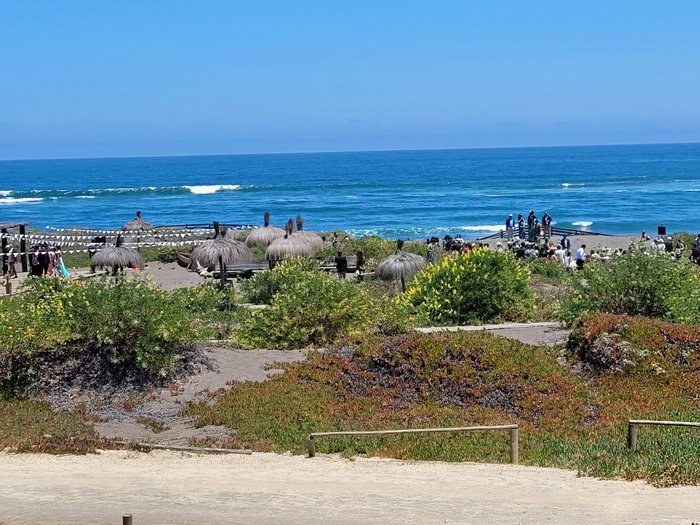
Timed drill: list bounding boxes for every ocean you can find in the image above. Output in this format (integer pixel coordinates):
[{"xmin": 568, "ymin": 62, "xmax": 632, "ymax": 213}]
[{"xmin": 1, "ymin": 143, "xmax": 699, "ymax": 238}]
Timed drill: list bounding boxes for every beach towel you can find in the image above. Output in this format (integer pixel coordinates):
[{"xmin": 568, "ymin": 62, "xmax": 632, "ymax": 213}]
[{"xmin": 59, "ymin": 259, "xmax": 70, "ymax": 278}]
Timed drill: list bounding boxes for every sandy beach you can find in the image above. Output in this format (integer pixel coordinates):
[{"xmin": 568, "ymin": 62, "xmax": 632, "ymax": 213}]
[{"xmin": 2, "ymin": 449, "xmax": 700, "ymax": 525}]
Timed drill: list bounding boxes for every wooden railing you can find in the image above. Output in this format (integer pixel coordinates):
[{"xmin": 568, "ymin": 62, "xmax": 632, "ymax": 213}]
[
  {"xmin": 627, "ymin": 419, "xmax": 700, "ymax": 450},
  {"xmin": 477, "ymin": 226, "xmax": 612, "ymax": 241},
  {"xmin": 307, "ymin": 425, "xmax": 519, "ymax": 463}
]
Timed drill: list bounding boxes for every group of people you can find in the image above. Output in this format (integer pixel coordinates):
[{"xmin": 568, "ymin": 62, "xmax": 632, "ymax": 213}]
[
  {"xmin": 3, "ymin": 243, "xmax": 71, "ymax": 279},
  {"xmin": 496, "ymin": 234, "xmax": 587, "ymax": 269},
  {"xmin": 693, "ymin": 234, "xmax": 700, "ymax": 265},
  {"xmin": 430, "ymin": 235, "xmax": 490, "ymax": 261},
  {"xmin": 505, "ymin": 211, "xmax": 553, "ymax": 242}
]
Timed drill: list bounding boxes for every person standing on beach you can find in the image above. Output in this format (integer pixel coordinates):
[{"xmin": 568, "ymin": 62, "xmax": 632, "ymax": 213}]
[
  {"xmin": 542, "ymin": 211, "xmax": 553, "ymax": 239},
  {"xmin": 30, "ymin": 245, "xmax": 42, "ymax": 276},
  {"xmin": 560, "ymin": 235, "xmax": 571, "ymax": 252},
  {"xmin": 427, "ymin": 241, "xmax": 434, "ymax": 263},
  {"xmin": 575, "ymin": 244, "xmax": 586, "ymax": 270},
  {"xmin": 517, "ymin": 214, "xmax": 525, "ymax": 239},
  {"xmin": 505, "ymin": 214, "xmax": 515, "ymax": 241},
  {"xmin": 6, "ymin": 246, "xmax": 18, "ymax": 278}
]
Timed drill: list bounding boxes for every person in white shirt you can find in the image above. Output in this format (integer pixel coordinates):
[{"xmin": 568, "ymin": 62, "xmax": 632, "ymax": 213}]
[
  {"xmin": 575, "ymin": 244, "xmax": 586, "ymax": 270},
  {"xmin": 505, "ymin": 214, "xmax": 515, "ymax": 241}
]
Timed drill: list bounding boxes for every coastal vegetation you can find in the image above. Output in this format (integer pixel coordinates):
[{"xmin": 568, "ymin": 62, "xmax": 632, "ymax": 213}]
[
  {"xmin": 0, "ymin": 277, "xmax": 237, "ymax": 398},
  {"xmin": 237, "ymin": 257, "xmax": 409, "ymax": 349},
  {"xmin": 402, "ymin": 248, "xmax": 533, "ymax": 325},
  {"xmin": 558, "ymin": 252, "xmax": 700, "ymax": 324},
  {"xmin": 2, "ymin": 236, "xmax": 700, "ymax": 487},
  {"xmin": 186, "ymin": 327, "xmax": 700, "ymax": 486}
]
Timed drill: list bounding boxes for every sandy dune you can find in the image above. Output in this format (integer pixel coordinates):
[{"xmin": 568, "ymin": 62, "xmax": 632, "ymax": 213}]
[{"xmin": 2, "ymin": 450, "xmax": 699, "ymax": 524}]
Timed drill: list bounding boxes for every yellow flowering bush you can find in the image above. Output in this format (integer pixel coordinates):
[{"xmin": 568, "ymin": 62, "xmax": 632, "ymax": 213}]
[{"xmin": 402, "ymin": 248, "xmax": 533, "ymax": 325}]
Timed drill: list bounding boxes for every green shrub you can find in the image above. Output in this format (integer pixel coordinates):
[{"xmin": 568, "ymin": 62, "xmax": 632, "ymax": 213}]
[
  {"xmin": 402, "ymin": 249, "xmax": 533, "ymax": 325},
  {"xmin": 241, "ymin": 257, "xmax": 320, "ymax": 304},
  {"xmin": 559, "ymin": 252, "xmax": 700, "ymax": 324},
  {"xmin": 526, "ymin": 257, "xmax": 570, "ymax": 284},
  {"xmin": 139, "ymin": 246, "xmax": 178, "ymax": 263},
  {"xmin": 0, "ymin": 279, "xmax": 220, "ymax": 383},
  {"xmin": 237, "ymin": 267, "xmax": 410, "ymax": 349}
]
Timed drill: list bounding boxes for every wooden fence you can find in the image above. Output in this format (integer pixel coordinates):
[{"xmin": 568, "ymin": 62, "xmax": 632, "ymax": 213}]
[
  {"xmin": 627, "ymin": 419, "xmax": 700, "ymax": 451},
  {"xmin": 307, "ymin": 425, "xmax": 519, "ymax": 464}
]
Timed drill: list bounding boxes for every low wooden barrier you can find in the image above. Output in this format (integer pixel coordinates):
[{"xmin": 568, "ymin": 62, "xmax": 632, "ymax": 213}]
[
  {"xmin": 627, "ymin": 419, "xmax": 700, "ymax": 450},
  {"xmin": 307, "ymin": 425, "xmax": 519, "ymax": 464}
]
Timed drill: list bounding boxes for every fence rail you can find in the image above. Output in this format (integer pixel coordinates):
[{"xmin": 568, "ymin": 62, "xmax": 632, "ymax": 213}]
[
  {"xmin": 307, "ymin": 425, "xmax": 519, "ymax": 464},
  {"xmin": 477, "ymin": 226, "xmax": 612, "ymax": 241},
  {"xmin": 627, "ymin": 419, "xmax": 700, "ymax": 450}
]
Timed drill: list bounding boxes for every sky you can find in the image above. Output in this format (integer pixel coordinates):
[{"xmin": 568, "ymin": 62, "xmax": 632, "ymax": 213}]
[{"xmin": 1, "ymin": 1, "xmax": 700, "ymax": 160}]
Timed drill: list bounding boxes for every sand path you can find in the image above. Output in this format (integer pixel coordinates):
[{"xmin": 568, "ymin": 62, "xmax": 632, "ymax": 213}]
[{"xmin": 2, "ymin": 450, "xmax": 699, "ymax": 524}]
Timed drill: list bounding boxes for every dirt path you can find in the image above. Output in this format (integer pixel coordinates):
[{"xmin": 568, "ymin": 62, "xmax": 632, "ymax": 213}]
[
  {"xmin": 417, "ymin": 321, "xmax": 571, "ymax": 347},
  {"xmin": 95, "ymin": 348, "xmax": 309, "ymax": 446},
  {"xmin": 93, "ymin": 322, "xmax": 566, "ymax": 445},
  {"xmin": 2, "ymin": 450, "xmax": 698, "ymax": 524}
]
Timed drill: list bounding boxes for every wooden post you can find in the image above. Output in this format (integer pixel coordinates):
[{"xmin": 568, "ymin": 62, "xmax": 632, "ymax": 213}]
[
  {"xmin": 19, "ymin": 225, "xmax": 27, "ymax": 273},
  {"xmin": 627, "ymin": 422, "xmax": 638, "ymax": 451},
  {"xmin": 509, "ymin": 427, "xmax": 519, "ymax": 464},
  {"xmin": 122, "ymin": 514, "xmax": 133, "ymax": 525},
  {"xmin": 307, "ymin": 435, "xmax": 316, "ymax": 458},
  {"xmin": 1, "ymin": 228, "xmax": 7, "ymax": 275},
  {"xmin": 219, "ymin": 255, "xmax": 225, "ymax": 288}
]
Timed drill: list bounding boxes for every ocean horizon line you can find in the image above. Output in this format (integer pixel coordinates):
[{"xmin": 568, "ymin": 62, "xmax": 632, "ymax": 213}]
[{"xmin": 3, "ymin": 140, "xmax": 700, "ymax": 163}]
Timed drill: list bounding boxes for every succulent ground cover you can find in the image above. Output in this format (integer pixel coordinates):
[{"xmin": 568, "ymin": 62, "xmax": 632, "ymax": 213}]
[{"xmin": 187, "ymin": 328, "xmax": 700, "ymax": 486}]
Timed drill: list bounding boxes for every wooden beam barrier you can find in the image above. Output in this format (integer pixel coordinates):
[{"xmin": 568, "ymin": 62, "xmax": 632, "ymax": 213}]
[
  {"xmin": 627, "ymin": 420, "xmax": 700, "ymax": 451},
  {"xmin": 307, "ymin": 425, "xmax": 519, "ymax": 464}
]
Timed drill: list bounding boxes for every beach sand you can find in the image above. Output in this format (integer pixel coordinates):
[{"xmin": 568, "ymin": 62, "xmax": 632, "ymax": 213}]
[{"xmin": 2, "ymin": 449, "xmax": 699, "ymax": 524}]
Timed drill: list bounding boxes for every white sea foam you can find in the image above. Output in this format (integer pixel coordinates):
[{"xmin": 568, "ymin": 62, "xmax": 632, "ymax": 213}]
[
  {"xmin": 0, "ymin": 190, "xmax": 12, "ymax": 197},
  {"xmin": 572, "ymin": 221, "xmax": 593, "ymax": 227},
  {"xmin": 184, "ymin": 184, "xmax": 241, "ymax": 194},
  {"xmin": 0, "ymin": 197, "xmax": 44, "ymax": 205},
  {"xmin": 75, "ymin": 195, "xmax": 96, "ymax": 199},
  {"xmin": 562, "ymin": 183, "xmax": 587, "ymax": 188}
]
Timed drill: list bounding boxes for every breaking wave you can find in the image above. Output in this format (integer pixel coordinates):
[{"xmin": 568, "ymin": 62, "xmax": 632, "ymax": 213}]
[{"xmin": 0, "ymin": 184, "xmax": 245, "ymax": 200}]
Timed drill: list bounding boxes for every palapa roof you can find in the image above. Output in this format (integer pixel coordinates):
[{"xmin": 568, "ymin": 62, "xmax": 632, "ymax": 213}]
[
  {"xmin": 375, "ymin": 251, "xmax": 426, "ymax": 281},
  {"xmin": 266, "ymin": 219, "xmax": 316, "ymax": 261},
  {"xmin": 188, "ymin": 223, "xmax": 253, "ymax": 269},
  {"xmin": 294, "ymin": 215, "xmax": 324, "ymax": 251},
  {"xmin": 90, "ymin": 235, "xmax": 143, "ymax": 271},
  {"xmin": 122, "ymin": 211, "xmax": 154, "ymax": 232},
  {"xmin": 245, "ymin": 211, "xmax": 285, "ymax": 248}
]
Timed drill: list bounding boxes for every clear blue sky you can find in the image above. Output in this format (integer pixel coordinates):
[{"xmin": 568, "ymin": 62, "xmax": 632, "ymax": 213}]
[{"xmin": 2, "ymin": 1, "xmax": 699, "ymax": 159}]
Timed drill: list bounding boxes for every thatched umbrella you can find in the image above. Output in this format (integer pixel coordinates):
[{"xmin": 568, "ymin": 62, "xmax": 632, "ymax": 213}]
[
  {"xmin": 245, "ymin": 212, "xmax": 285, "ymax": 248},
  {"xmin": 375, "ymin": 240, "xmax": 426, "ymax": 291},
  {"xmin": 224, "ymin": 227, "xmax": 250, "ymax": 242},
  {"xmin": 189, "ymin": 222, "xmax": 253, "ymax": 286},
  {"xmin": 90, "ymin": 235, "xmax": 143, "ymax": 276},
  {"xmin": 266, "ymin": 219, "xmax": 316, "ymax": 263},
  {"xmin": 122, "ymin": 210, "xmax": 154, "ymax": 232},
  {"xmin": 122, "ymin": 210, "xmax": 154, "ymax": 251},
  {"xmin": 293, "ymin": 215, "xmax": 324, "ymax": 251}
]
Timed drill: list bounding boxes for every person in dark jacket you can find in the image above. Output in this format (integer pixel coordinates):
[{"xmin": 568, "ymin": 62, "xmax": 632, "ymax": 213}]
[{"xmin": 335, "ymin": 251, "xmax": 348, "ymax": 279}]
